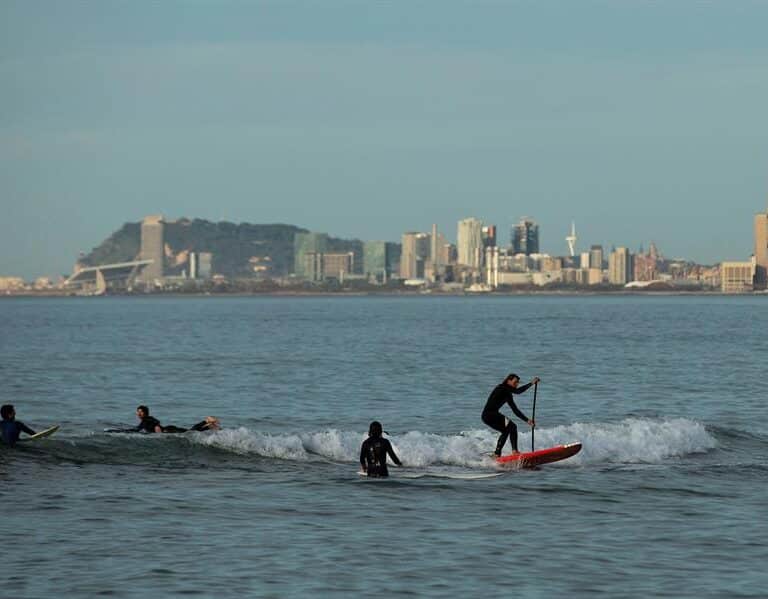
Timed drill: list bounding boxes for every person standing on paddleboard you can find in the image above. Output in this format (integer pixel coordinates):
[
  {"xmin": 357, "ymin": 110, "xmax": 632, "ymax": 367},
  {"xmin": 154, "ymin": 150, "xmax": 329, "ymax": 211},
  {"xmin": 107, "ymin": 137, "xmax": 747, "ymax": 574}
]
[
  {"xmin": 0, "ymin": 404, "xmax": 37, "ymax": 447},
  {"xmin": 360, "ymin": 421, "xmax": 402, "ymax": 477},
  {"xmin": 482, "ymin": 374, "xmax": 538, "ymax": 457}
]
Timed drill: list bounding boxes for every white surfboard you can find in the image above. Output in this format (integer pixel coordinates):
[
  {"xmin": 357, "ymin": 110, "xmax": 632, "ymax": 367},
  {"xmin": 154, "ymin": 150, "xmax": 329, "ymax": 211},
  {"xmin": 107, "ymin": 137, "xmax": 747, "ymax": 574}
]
[{"xmin": 26, "ymin": 425, "xmax": 60, "ymax": 441}]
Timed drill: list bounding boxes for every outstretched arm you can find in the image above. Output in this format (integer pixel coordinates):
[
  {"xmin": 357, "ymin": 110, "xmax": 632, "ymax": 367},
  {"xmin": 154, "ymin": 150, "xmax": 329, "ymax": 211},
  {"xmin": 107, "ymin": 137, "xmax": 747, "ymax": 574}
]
[
  {"xmin": 359, "ymin": 443, "xmax": 367, "ymax": 472},
  {"xmin": 386, "ymin": 440, "xmax": 402, "ymax": 466},
  {"xmin": 19, "ymin": 422, "xmax": 36, "ymax": 436}
]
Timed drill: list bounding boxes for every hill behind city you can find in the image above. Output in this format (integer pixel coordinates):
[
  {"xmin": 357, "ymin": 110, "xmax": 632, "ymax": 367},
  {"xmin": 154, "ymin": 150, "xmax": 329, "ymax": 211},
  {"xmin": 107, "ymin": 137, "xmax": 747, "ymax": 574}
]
[{"xmin": 79, "ymin": 218, "xmax": 365, "ymax": 278}]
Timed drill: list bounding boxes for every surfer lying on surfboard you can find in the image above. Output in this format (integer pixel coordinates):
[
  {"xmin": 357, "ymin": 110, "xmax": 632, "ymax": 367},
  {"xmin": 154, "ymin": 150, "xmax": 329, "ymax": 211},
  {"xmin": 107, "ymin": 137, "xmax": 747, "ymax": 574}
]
[
  {"xmin": 0, "ymin": 404, "xmax": 36, "ymax": 448},
  {"xmin": 110, "ymin": 405, "xmax": 221, "ymax": 434},
  {"xmin": 360, "ymin": 421, "xmax": 402, "ymax": 477},
  {"xmin": 482, "ymin": 374, "xmax": 538, "ymax": 457}
]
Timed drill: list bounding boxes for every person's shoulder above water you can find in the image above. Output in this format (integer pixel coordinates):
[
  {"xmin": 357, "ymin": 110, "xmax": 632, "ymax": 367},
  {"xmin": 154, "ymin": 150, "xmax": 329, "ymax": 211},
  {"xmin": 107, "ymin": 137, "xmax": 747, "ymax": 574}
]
[{"xmin": 0, "ymin": 404, "xmax": 36, "ymax": 447}]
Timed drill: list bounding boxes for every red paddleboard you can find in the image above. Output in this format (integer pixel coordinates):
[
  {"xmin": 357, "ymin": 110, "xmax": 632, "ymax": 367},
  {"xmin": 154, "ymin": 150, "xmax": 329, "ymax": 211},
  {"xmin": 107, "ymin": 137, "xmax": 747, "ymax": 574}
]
[{"xmin": 496, "ymin": 442, "xmax": 582, "ymax": 468}]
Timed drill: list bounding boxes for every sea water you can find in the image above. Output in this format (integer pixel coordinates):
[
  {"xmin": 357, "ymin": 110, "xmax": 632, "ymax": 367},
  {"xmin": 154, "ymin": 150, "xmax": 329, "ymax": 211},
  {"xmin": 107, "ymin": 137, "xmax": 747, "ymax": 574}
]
[{"xmin": 1, "ymin": 296, "xmax": 766, "ymax": 598}]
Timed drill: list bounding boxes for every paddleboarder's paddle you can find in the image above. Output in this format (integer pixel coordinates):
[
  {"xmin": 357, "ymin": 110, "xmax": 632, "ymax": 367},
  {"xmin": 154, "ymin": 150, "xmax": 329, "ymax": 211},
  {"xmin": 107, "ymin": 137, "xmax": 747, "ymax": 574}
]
[{"xmin": 531, "ymin": 381, "xmax": 538, "ymax": 452}]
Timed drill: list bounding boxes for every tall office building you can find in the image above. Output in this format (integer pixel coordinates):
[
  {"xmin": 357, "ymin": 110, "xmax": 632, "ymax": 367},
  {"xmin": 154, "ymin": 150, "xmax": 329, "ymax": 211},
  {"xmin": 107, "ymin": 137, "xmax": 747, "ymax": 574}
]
[
  {"xmin": 400, "ymin": 232, "xmax": 430, "ymax": 279},
  {"xmin": 457, "ymin": 217, "xmax": 483, "ymax": 268},
  {"xmin": 589, "ymin": 245, "xmax": 604, "ymax": 270},
  {"xmin": 482, "ymin": 225, "xmax": 497, "ymax": 249},
  {"xmin": 609, "ymin": 247, "xmax": 633, "ymax": 285},
  {"xmin": 511, "ymin": 218, "xmax": 540, "ymax": 256},
  {"xmin": 140, "ymin": 215, "xmax": 165, "ymax": 282},
  {"xmin": 363, "ymin": 241, "xmax": 398, "ymax": 283},
  {"xmin": 189, "ymin": 252, "xmax": 198, "ymax": 279},
  {"xmin": 198, "ymin": 252, "xmax": 212, "ymax": 279},
  {"xmin": 430, "ymin": 224, "xmax": 440, "ymax": 282},
  {"xmin": 294, "ymin": 232, "xmax": 329, "ymax": 279},
  {"xmin": 755, "ymin": 211, "xmax": 768, "ymax": 289}
]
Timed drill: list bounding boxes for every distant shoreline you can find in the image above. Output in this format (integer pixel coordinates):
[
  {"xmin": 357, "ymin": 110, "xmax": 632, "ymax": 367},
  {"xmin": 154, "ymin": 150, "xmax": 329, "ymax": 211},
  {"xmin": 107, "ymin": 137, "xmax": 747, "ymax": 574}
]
[{"xmin": 2, "ymin": 289, "xmax": 765, "ymax": 298}]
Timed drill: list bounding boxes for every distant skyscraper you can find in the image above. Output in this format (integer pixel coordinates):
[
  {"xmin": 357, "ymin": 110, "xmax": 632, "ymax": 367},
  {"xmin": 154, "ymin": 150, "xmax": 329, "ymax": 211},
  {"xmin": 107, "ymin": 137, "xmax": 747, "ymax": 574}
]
[
  {"xmin": 294, "ymin": 232, "xmax": 328, "ymax": 279},
  {"xmin": 431, "ymin": 224, "xmax": 440, "ymax": 282},
  {"xmin": 189, "ymin": 252, "xmax": 198, "ymax": 279},
  {"xmin": 457, "ymin": 217, "xmax": 483, "ymax": 268},
  {"xmin": 140, "ymin": 215, "xmax": 165, "ymax": 282},
  {"xmin": 511, "ymin": 218, "xmax": 540, "ymax": 256},
  {"xmin": 400, "ymin": 232, "xmax": 430, "ymax": 279},
  {"xmin": 609, "ymin": 247, "xmax": 633, "ymax": 285},
  {"xmin": 754, "ymin": 211, "xmax": 768, "ymax": 289},
  {"xmin": 198, "ymin": 252, "xmax": 212, "ymax": 279},
  {"xmin": 589, "ymin": 245, "xmax": 604, "ymax": 270},
  {"xmin": 482, "ymin": 225, "xmax": 497, "ymax": 248}
]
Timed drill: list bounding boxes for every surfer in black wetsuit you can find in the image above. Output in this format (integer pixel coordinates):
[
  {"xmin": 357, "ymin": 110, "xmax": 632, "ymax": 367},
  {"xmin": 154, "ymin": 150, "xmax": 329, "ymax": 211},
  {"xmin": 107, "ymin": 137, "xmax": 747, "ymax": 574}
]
[
  {"xmin": 360, "ymin": 421, "xmax": 402, "ymax": 477},
  {"xmin": 482, "ymin": 374, "xmax": 538, "ymax": 457},
  {"xmin": 0, "ymin": 404, "xmax": 36, "ymax": 447},
  {"xmin": 129, "ymin": 405, "xmax": 220, "ymax": 434}
]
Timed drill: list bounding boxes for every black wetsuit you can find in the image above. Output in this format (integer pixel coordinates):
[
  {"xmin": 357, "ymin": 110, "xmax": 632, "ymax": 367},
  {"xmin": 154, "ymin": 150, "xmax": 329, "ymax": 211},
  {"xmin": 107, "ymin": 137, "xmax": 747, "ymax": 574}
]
[
  {"xmin": 134, "ymin": 416, "xmax": 162, "ymax": 433},
  {"xmin": 132, "ymin": 417, "xmax": 212, "ymax": 434},
  {"xmin": 481, "ymin": 382, "xmax": 533, "ymax": 455},
  {"xmin": 0, "ymin": 420, "xmax": 36, "ymax": 447},
  {"xmin": 360, "ymin": 436, "xmax": 401, "ymax": 477}
]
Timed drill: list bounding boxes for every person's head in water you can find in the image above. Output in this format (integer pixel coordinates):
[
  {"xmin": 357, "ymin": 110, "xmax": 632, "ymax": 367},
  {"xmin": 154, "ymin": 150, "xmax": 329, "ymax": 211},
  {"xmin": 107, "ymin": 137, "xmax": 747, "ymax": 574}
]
[
  {"xmin": 1, "ymin": 404, "xmax": 15, "ymax": 420},
  {"xmin": 504, "ymin": 373, "xmax": 520, "ymax": 388},
  {"xmin": 136, "ymin": 405, "xmax": 150, "ymax": 420},
  {"xmin": 368, "ymin": 421, "xmax": 383, "ymax": 438}
]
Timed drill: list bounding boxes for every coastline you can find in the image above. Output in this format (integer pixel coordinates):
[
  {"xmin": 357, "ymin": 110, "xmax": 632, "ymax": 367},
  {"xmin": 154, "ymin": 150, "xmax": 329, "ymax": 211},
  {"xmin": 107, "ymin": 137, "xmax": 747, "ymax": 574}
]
[{"xmin": 2, "ymin": 288, "xmax": 764, "ymax": 298}]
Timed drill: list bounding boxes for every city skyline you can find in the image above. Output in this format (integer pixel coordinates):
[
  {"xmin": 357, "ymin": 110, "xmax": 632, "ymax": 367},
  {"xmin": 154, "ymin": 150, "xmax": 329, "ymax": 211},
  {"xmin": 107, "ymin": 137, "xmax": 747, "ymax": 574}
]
[{"xmin": 3, "ymin": 2, "xmax": 768, "ymax": 278}]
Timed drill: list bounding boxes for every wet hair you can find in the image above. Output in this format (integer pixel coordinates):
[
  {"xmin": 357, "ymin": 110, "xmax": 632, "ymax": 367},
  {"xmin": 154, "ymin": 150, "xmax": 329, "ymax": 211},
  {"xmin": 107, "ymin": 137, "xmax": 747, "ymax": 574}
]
[
  {"xmin": 504, "ymin": 373, "xmax": 520, "ymax": 384},
  {"xmin": 1, "ymin": 404, "xmax": 14, "ymax": 419},
  {"xmin": 137, "ymin": 405, "xmax": 149, "ymax": 416},
  {"xmin": 368, "ymin": 421, "xmax": 383, "ymax": 438}
]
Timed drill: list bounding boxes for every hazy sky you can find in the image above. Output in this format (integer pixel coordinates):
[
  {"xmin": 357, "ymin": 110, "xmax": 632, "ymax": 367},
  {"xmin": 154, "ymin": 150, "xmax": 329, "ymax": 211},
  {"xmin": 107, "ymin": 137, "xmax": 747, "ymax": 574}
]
[{"xmin": 3, "ymin": 1, "xmax": 768, "ymax": 278}]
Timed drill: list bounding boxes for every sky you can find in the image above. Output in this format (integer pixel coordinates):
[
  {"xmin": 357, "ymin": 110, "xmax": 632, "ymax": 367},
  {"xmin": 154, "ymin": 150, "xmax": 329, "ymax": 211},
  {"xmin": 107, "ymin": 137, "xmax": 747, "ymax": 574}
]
[{"xmin": 2, "ymin": 1, "xmax": 768, "ymax": 278}]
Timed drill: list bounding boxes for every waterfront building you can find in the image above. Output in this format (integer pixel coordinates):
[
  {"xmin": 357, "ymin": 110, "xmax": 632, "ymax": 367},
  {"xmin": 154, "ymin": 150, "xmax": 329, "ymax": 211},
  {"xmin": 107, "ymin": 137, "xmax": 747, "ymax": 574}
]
[
  {"xmin": 755, "ymin": 211, "xmax": 768, "ymax": 289},
  {"xmin": 139, "ymin": 215, "xmax": 165, "ymax": 283},
  {"xmin": 363, "ymin": 241, "xmax": 399, "ymax": 284},
  {"xmin": 427, "ymin": 224, "xmax": 450, "ymax": 282},
  {"xmin": 562, "ymin": 268, "xmax": 580, "ymax": 285},
  {"xmin": 198, "ymin": 252, "xmax": 212, "ymax": 279},
  {"xmin": 482, "ymin": 225, "xmax": 497, "ymax": 249},
  {"xmin": 400, "ymin": 232, "xmax": 431, "ymax": 279},
  {"xmin": 302, "ymin": 252, "xmax": 354, "ymax": 282},
  {"xmin": 721, "ymin": 260, "xmax": 755, "ymax": 293},
  {"xmin": 609, "ymin": 247, "xmax": 633, "ymax": 285},
  {"xmin": 587, "ymin": 268, "xmax": 603, "ymax": 285},
  {"xmin": 294, "ymin": 232, "xmax": 329, "ymax": 279},
  {"xmin": 485, "ymin": 246, "xmax": 500, "ymax": 288},
  {"xmin": 540, "ymin": 256, "xmax": 563, "ymax": 272},
  {"xmin": 511, "ymin": 218, "xmax": 539, "ymax": 256},
  {"xmin": 0, "ymin": 277, "xmax": 26, "ymax": 291},
  {"xmin": 580, "ymin": 251, "xmax": 590, "ymax": 269},
  {"xmin": 589, "ymin": 245, "xmax": 604, "ymax": 270},
  {"xmin": 457, "ymin": 217, "xmax": 483, "ymax": 268}
]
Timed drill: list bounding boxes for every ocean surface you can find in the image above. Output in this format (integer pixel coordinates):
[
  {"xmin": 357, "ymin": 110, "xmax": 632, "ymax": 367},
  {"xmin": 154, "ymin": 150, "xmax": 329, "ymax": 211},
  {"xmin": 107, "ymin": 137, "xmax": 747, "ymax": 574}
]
[{"xmin": 1, "ymin": 295, "xmax": 766, "ymax": 598}]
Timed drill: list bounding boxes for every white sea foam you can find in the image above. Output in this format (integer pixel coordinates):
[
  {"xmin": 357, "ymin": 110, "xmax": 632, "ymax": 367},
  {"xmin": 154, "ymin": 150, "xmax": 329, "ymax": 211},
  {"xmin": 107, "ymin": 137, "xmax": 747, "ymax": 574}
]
[{"xmin": 191, "ymin": 418, "xmax": 716, "ymax": 468}]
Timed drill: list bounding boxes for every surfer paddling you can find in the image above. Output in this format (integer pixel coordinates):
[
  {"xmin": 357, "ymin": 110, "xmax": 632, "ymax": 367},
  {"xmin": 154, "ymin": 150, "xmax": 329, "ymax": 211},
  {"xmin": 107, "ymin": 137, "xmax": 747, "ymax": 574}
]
[
  {"xmin": 360, "ymin": 421, "xmax": 402, "ymax": 477},
  {"xmin": 130, "ymin": 405, "xmax": 220, "ymax": 434},
  {"xmin": 482, "ymin": 374, "xmax": 538, "ymax": 457},
  {"xmin": 0, "ymin": 404, "xmax": 36, "ymax": 447}
]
